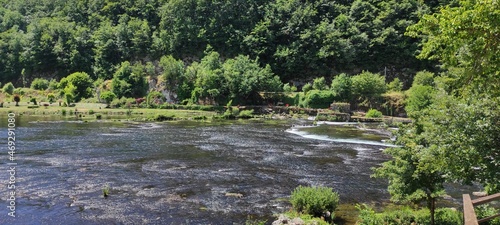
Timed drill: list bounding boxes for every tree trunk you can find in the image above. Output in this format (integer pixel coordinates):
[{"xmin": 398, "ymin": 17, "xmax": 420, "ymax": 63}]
[{"xmin": 427, "ymin": 194, "xmax": 436, "ymax": 225}]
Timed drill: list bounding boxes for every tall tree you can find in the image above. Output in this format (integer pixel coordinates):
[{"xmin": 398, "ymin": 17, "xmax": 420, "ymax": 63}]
[{"xmin": 407, "ymin": 0, "xmax": 500, "ymax": 95}]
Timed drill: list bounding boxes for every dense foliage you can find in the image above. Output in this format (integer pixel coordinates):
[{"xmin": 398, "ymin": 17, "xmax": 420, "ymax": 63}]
[
  {"xmin": 0, "ymin": 0, "xmax": 453, "ymax": 88},
  {"xmin": 374, "ymin": 1, "xmax": 500, "ymax": 224}
]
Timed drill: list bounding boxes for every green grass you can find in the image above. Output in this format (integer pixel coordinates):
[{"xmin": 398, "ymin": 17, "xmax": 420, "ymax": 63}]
[{"xmin": 0, "ymin": 101, "xmax": 218, "ymax": 121}]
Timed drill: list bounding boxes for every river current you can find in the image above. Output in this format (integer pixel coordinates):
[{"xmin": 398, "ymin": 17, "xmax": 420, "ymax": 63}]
[{"xmin": 0, "ymin": 117, "xmax": 469, "ymax": 224}]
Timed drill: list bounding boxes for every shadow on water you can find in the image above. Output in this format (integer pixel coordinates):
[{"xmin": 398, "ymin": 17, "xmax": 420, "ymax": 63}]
[{"xmin": 0, "ymin": 116, "xmax": 477, "ymax": 224}]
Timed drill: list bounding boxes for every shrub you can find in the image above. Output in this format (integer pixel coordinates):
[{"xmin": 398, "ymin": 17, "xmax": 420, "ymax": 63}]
[
  {"xmin": 12, "ymin": 95, "xmax": 21, "ymax": 106},
  {"xmin": 303, "ymin": 90, "xmax": 335, "ymax": 108},
  {"xmin": 283, "ymin": 83, "xmax": 297, "ymax": 92},
  {"xmin": 413, "ymin": 70, "xmax": 435, "ymax": 87},
  {"xmin": 366, "ymin": 109, "xmax": 383, "ymax": 118},
  {"xmin": 88, "ymin": 110, "xmax": 95, "ymax": 115},
  {"xmin": 65, "ymin": 92, "xmax": 74, "ymax": 105},
  {"xmin": 356, "ymin": 205, "xmax": 462, "ymax": 225},
  {"xmin": 31, "ymin": 78, "xmax": 50, "ymax": 90},
  {"xmin": 147, "ymin": 91, "xmax": 164, "ymax": 108},
  {"xmin": 351, "ymin": 71, "xmax": 386, "ymax": 108},
  {"xmin": 476, "ymin": 205, "xmax": 500, "ymax": 225},
  {"xmin": 302, "ymin": 83, "xmax": 312, "ymax": 93},
  {"xmin": 3, "ymin": 82, "xmax": 15, "ymax": 95},
  {"xmin": 312, "ymin": 77, "xmax": 328, "ymax": 90},
  {"xmin": 95, "ymin": 113, "xmax": 102, "ymax": 119},
  {"xmin": 193, "ymin": 116, "xmax": 207, "ymax": 120},
  {"xmin": 47, "ymin": 93, "xmax": 56, "ymax": 103},
  {"xmin": 330, "ymin": 73, "xmax": 352, "ymax": 102},
  {"xmin": 405, "ymin": 85, "xmax": 436, "ymax": 117},
  {"xmin": 59, "ymin": 72, "xmax": 94, "ymax": 101},
  {"xmin": 290, "ymin": 186, "xmax": 339, "ymax": 218},
  {"xmin": 153, "ymin": 114, "xmax": 175, "ymax": 121},
  {"xmin": 30, "ymin": 97, "xmax": 37, "ymax": 105},
  {"xmin": 13, "ymin": 88, "xmax": 25, "ymax": 95},
  {"xmin": 100, "ymin": 91, "xmax": 116, "ymax": 106},
  {"xmin": 61, "ymin": 109, "xmax": 67, "ymax": 116},
  {"xmin": 48, "ymin": 79, "xmax": 59, "ymax": 90},
  {"xmin": 238, "ymin": 109, "xmax": 254, "ymax": 119}
]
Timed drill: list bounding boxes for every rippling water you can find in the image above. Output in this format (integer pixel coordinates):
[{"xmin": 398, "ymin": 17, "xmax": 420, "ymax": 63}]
[{"xmin": 0, "ymin": 117, "xmax": 470, "ymax": 224}]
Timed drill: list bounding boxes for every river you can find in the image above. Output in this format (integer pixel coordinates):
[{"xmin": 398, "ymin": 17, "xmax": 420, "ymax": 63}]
[{"xmin": 0, "ymin": 116, "xmax": 470, "ymax": 224}]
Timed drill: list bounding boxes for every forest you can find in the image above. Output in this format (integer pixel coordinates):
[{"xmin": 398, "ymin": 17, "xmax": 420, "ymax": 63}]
[
  {"xmin": 0, "ymin": 0, "xmax": 455, "ymax": 87},
  {"xmin": 1, "ymin": 0, "xmax": 499, "ymax": 224}
]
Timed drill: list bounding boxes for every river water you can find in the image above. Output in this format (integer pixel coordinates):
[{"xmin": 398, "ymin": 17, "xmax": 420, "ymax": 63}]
[{"xmin": 0, "ymin": 116, "xmax": 469, "ymax": 224}]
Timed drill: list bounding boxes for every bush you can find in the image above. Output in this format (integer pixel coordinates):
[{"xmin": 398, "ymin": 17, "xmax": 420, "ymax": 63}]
[
  {"xmin": 405, "ymin": 85, "xmax": 436, "ymax": 117},
  {"xmin": 100, "ymin": 91, "xmax": 116, "ymax": 106},
  {"xmin": 31, "ymin": 78, "xmax": 50, "ymax": 90},
  {"xmin": 351, "ymin": 71, "xmax": 386, "ymax": 108},
  {"xmin": 30, "ymin": 97, "xmax": 37, "ymax": 105},
  {"xmin": 147, "ymin": 91, "xmax": 164, "ymax": 108},
  {"xmin": 61, "ymin": 109, "xmax": 67, "ymax": 116},
  {"xmin": 3, "ymin": 82, "xmax": 15, "ymax": 95},
  {"xmin": 95, "ymin": 113, "xmax": 102, "ymax": 119},
  {"xmin": 356, "ymin": 205, "xmax": 462, "ymax": 225},
  {"xmin": 290, "ymin": 186, "xmax": 339, "ymax": 218},
  {"xmin": 47, "ymin": 93, "xmax": 56, "ymax": 103},
  {"xmin": 302, "ymin": 83, "xmax": 312, "ymax": 93},
  {"xmin": 48, "ymin": 79, "xmax": 59, "ymax": 90},
  {"xmin": 312, "ymin": 77, "xmax": 328, "ymax": 90},
  {"xmin": 12, "ymin": 95, "xmax": 21, "ymax": 106},
  {"xmin": 153, "ymin": 114, "xmax": 175, "ymax": 121},
  {"xmin": 238, "ymin": 109, "xmax": 254, "ymax": 118},
  {"xmin": 302, "ymin": 90, "xmax": 335, "ymax": 108},
  {"xmin": 13, "ymin": 88, "xmax": 25, "ymax": 95},
  {"xmin": 366, "ymin": 109, "xmax": 383, "ymax": 118},
  {"xmin": 476, "ymin": 205, "xmax": 500, "ymax": 225}
]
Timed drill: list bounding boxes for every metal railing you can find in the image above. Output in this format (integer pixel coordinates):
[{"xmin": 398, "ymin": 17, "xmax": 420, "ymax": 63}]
[{"xmin": 463, "ymin": 193, "xmax": 500, "ymax": 225}]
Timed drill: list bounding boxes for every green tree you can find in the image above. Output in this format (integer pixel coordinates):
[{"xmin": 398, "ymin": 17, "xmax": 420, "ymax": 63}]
[
  {"xmin": 47, "ymin": 93, "xmax": 55, "ymax": 103},
  {"xmin": 330, "ymin": 73, "xmax": 352, "ymax": 102},
  {"xmin": 373, "ymin": 121, "xmax": 446, "ymax": 225},
  {"xmin": 283, "ymin": 83, "xmax": 297, "ymax": 93},
  {"xmin": 405, "ymin": 85, "xmax": 436, "ymax": 117},
  {"xmin": 222, "ymin": 55, "xmax": 282, "ymax": 104},
  {"xmin": 312, "ymin": 77, "xmax": 328, "ymax": 90},
  {"xmin": 100, "ymin": 91, "xmax": 116, "ymax": 107},
  {"xmin": 3, "ymin": 82, "xmax": 15, "ymax": 95},
  {"xmin": 351, "ymin": 71, "xmax": 386, "ymax": 108},
  {"xmin": 12, "ymin": 94, "xmax": 20, "ymax": 106},
  {"xmin": 30, "ymin": 78, "xmax": 49, "ymax": 90},
  {"xmin": 59, "ymin": 72, "xmax": 93, "ymax": 102},
  {"xmin": 111, "ymin": 61, "xmax": 148, "ymax": 98},
  {"xmin": 191, "ymin": 50, "xmax": 225, "ymax": 104},
  {"xmin": 407, "ymin": 0, "xmax": 500, "ymax": 95},
  {"xmin": 426, "ymin": 94, "xmax": 500, "ymax": 193},
  {"xmin": 412, "ymin": 71, "xmax": 435, "ymax": 87},
  {"xmin": 160, "ymin": 55, "xmax": 185, "ymax": 93},
  {"xmin": 387, "ymin": 78, "xmax": 403, "ymax": 92},
  {"xmin": 302, "ymin": 83, "xmax": 312, "ymax": 93}
]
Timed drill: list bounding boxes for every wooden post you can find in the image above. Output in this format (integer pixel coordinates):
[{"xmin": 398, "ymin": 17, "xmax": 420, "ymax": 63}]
[{"xmin": 463, "ymin": 194, "xmax": 479, "ymax": 225}]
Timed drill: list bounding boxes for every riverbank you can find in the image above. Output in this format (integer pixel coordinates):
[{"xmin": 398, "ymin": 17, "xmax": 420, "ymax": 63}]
[
  {"xmin": 0, "ymin": 102, "xmax": 220, "ymax": 121},
  {"xmin": 0, "ymin": 101, "xmax": 412, "ymax": 125}
]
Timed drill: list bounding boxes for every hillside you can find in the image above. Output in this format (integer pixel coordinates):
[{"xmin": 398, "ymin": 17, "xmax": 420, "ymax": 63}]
[{"xmin": 0, "ymin": 0, "xmax": 455, "ymax": 87}]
